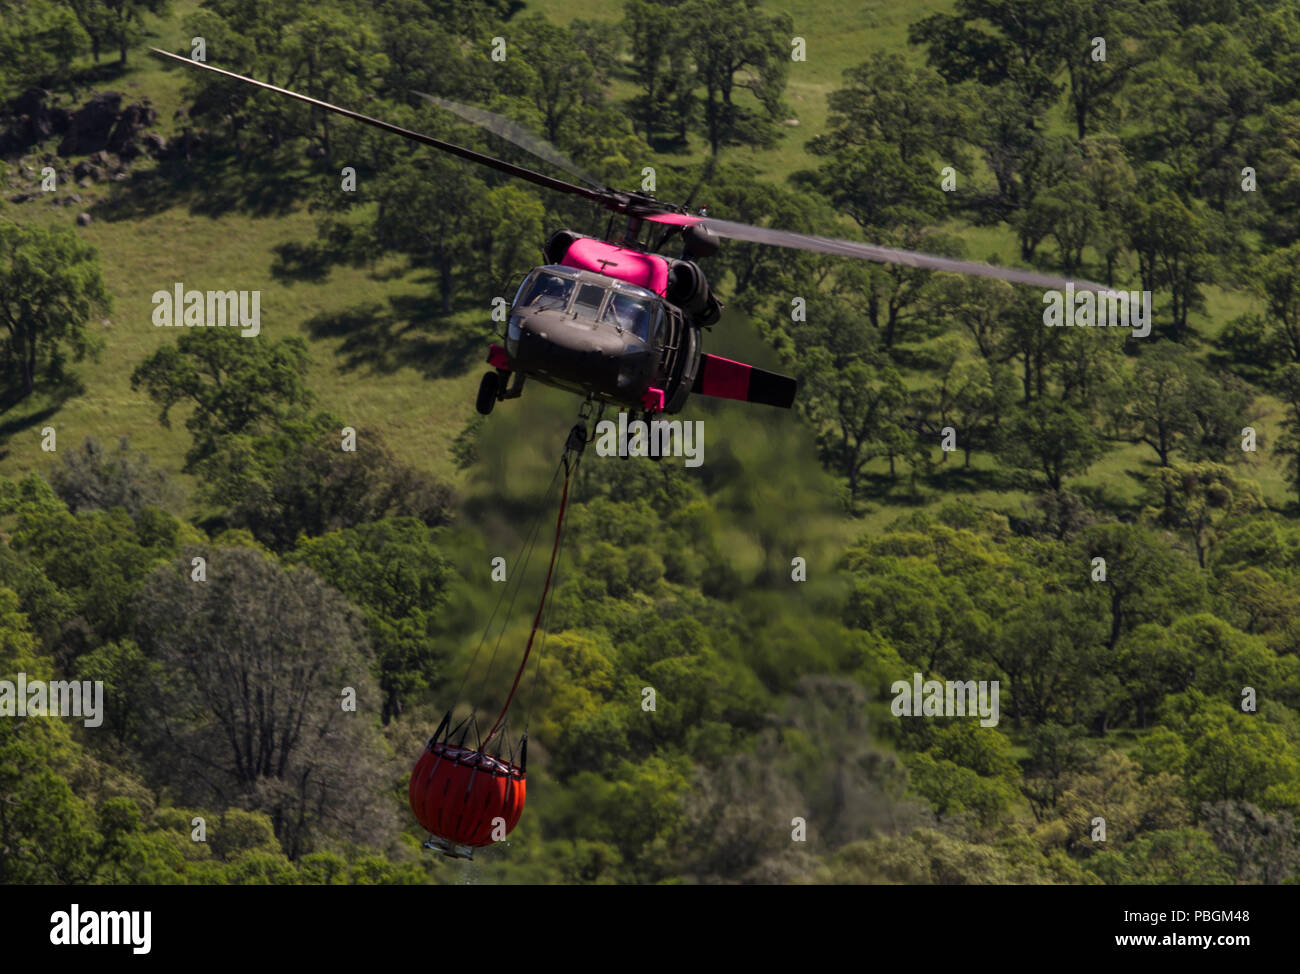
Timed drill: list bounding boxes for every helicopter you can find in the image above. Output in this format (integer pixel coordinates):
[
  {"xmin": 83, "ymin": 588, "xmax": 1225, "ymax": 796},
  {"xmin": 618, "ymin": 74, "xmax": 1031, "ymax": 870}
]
[{"xmin": 150, "ymin": 48, "xmax": 1098, "ymax": 423}]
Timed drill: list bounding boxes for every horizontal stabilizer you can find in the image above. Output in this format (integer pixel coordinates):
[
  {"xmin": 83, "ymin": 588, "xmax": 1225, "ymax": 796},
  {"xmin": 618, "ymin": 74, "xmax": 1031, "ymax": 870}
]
[{"xmin": 692, "ymin": 353, "xmax": 797, "ymax": 408}]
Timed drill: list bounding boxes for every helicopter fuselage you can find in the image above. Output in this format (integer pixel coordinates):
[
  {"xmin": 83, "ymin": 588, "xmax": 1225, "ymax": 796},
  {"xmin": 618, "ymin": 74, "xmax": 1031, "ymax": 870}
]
[
  {"xmin": 493, "ymin": 262, "xmax": 699, "ymax": 415},
  {"xmin": 478, "ymin": 231, "xmax": 796, "ymax": 418}
]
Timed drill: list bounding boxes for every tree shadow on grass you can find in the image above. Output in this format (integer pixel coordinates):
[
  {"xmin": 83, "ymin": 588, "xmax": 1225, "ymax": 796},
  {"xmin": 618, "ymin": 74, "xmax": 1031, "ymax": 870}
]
[
  {"xmin": 0, "ymin": 369, "xmax": 85, "ymax": 460},
  {"xmin": 0, "ymin": 400, "xmax": 64, "ymax": 463},
  {"xmin": 1073, "ymin": 481, "xmax": 1143, "ymax": 520},
  {"xmin": 844, "ymin": 457, "xmax": 1027, "ymax": 515},
  {"xmin": 96, "ymin": 148, "xmax": 316, "ymax": 223},
  {"xmin": 851, "ymin": 471, "xmax": 915, "ymax": 505},
  {"xmin": 69, "ymin": 60, "xmax": 130, "ymax": 91},
  {"xmin": 922, "ymin": 461, "xmax": 1013, "ymax": 493},
  {"xmin": 304, "ymin": 295, "xmax": 486, "ymax": 380},
  {"xmin": 270, "ymin": 240, "xmax": 335, "ymax": 284},
  {"xmin": 0, "ymin": 366, "xmax": 84, "ymax": 414}
]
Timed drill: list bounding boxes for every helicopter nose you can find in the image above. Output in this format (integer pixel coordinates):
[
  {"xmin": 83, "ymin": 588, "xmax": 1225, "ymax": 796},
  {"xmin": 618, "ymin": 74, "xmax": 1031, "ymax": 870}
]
[
  {"xmin": 511, "ymin": 317, "xmax": 600, "ymax": 379},
  {"xmin": 508, "ymin": 312, "xmax": 633, "ymax": 390}
]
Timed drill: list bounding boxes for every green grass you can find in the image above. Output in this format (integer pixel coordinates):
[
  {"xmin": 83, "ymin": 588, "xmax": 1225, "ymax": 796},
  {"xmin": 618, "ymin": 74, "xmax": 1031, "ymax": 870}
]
[{"xmin": 0, "ymin": 181, "xmax": 480, "ymax": 500}]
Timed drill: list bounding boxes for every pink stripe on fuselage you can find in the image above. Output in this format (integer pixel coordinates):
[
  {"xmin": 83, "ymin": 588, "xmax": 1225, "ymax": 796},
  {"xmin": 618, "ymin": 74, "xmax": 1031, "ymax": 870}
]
[{"xmin": 560, "ymin": 238, "xmax": 670, "ymax": 296}]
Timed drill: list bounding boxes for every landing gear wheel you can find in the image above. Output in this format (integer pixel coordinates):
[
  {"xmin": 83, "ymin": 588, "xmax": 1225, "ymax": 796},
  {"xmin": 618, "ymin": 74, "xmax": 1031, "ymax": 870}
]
[{"xmin": 476, "ymin": 371, "xmax": 500, "ymax": 415}]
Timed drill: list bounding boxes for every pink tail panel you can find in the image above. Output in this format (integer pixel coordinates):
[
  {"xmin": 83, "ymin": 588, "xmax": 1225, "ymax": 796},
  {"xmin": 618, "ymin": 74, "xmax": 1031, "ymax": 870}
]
[{"xmin": 693, "ymin": 354, "xmax": 797, "ymax": 409}]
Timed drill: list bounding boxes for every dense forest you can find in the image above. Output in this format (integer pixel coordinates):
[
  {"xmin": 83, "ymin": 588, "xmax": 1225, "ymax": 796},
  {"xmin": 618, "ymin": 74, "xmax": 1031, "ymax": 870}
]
[{"xmin": 2, "ymin": 0, "xmax": 1300, "ymax": 884}]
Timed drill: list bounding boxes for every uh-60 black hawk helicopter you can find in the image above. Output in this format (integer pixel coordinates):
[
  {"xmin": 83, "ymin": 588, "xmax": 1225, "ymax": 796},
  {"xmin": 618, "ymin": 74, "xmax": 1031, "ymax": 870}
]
[{"xmin": 152, "ymin": 48, "xmax": 1094, "ymax": 426}]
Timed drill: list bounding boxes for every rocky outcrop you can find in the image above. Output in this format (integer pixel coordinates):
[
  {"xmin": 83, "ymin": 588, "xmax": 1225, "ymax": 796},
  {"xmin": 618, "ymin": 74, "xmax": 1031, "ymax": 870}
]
[
  {"xmin": 58, "ymin": 92, "xmax": 123, "ymax": 155},
  {"xmin": 0, "ymin": 88, "xmax": 160, "ymax": 158},
  {"xmin": 107, "ymin": 100, "xmax": 158, "ymax": 159},
  {"xmin": 0, "ymin": 88, "xmax": 70, "ymax": 153}
]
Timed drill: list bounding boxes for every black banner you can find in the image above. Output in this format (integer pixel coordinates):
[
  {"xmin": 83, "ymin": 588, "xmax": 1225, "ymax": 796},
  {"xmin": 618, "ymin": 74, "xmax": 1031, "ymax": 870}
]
[{"xmin": 0, "ymin": 883, "xmax": 1279, "ymax": 962}]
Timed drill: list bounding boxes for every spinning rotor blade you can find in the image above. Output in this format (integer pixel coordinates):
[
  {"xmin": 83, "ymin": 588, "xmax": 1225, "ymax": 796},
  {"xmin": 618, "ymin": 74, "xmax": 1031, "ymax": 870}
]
[
  {"xmin": 412, "ymin": 92, "xmax": 604, "ymax": 190},
  {"xmin": 152, "ymin": 48, "xmax": 1107, "ymax": 293},
  {"xmin": 643, "ymin": 212, "xmax": 1107, "ymax": 291},
  {"xmin": 149, "ymin": 47, "xmax": 609, "ymax": 206}
]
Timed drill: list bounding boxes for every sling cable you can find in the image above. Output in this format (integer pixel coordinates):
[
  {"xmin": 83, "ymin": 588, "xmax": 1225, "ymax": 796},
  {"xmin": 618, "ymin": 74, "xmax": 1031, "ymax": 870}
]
[{"xmin": 409, "ymin": 412, "xmax": 595, "ymax": 859}]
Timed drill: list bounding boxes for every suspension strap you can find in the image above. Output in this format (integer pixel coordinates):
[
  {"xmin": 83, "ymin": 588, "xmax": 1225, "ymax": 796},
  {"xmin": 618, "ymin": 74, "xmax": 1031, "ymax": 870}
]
[{"xmin": 480, "ymin": 421, "xmax": 588, "ymax": 751}]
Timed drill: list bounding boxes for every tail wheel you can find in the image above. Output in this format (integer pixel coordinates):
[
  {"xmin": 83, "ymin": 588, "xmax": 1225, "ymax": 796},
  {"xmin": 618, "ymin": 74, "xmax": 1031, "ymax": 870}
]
[{"xmin": 476, "ymin": 371, "xmax": 500, "ymax": 415}]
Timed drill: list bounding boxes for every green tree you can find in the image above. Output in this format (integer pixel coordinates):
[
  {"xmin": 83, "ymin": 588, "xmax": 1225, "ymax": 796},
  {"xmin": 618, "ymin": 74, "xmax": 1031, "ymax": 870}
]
[
  {"xmin": 1166, "ymin": 694, "xmax": 1300, "ymax": 812},
  {"xmin": 1054, "ymin": 750, "xmax": 1188, "ymax": 851},
  {"xmin": 686, "ymin": 164, "xmax": 835, "ymax": 320},
  {"xmin": 0, "ymin": 0, "xmax": 88, "ymax": 94},
  {"xmin": 1122, "ymin": 190, "xmax": 1214, "ymax": 337},
  {"xmin": 997, "ymin": 397, "xmax": 1103, "ymax": 492},
  {"xmin": 1057, "ymin": 0, "xmax": 1161, "ymax": 139},
  {"xmin": 373, "ymin": 154, "xmax": 487, "ymax": 313},
  {"xmin": 809, "ymin": 54, "xmax": 967, "ymax": 170},
  {"xmin": 481, "ymin": 184, "xmax": 546, "ymax": 290},
  {"xmin": 0, "ymin": 587, "xmax": 98, "ymax": 883},
  {"xmin": 133, "ymin": 548, "xmax": 395, "ymax": 858},
  {"xmin": 130, "ymin": 328, "xmax": 316, "ymax": 470},
  {"xmin": 682, "ymin": 0, "xmax": 791, "ymax": 156},
  {"xmin": 1, "ymin": 474, "xmax": 185, "ymax": 654},
  {"xmin": 198, "ymin": 429, "xmax": 453, "ymax": 551},
  {"xmin": 1076, "ymin": 522, "xmax": 1203, "ymax": 655},
  {"xmin": 67, "ymin": 0, "xmax": 113, "ymax": 62},
  {"xmin": 0, "ymin": 221, "xmax": 108, "ymax": 400},
  {"xmin": 103, "ymin": 0, "xmax": 170, "ymax": 65},
  {"xmin": 1087, "ymin": 828, "xmax": 1234, "ymax": 884},
  {"xmin": 831, "ymin": 228, "xmax": 962, "ymax": 349},
  {"xmin": 292, "ymin": 518, "xmax": 454, "ymax": 724},
  {"xmin": 623, "ymin": 0, "xmax": 688, "ymax": 144},
  {"xmin": 947, "ymin": 357, "xmax": 1017, "ymax": 467},
  {"xmin": 1145, "ymin": 462, "xmax": 1264, "ymax": 568},
  {"xmin": 1020, "ymin": 723, "xmax": 1094, "ymax": 818},
  {"xmin": 47, "ymin": 436, "xmax": 181, "ymax": 516},
  {"xmin": 814, "ymin": 829, "xmax": 1083, "ymax": 884},
  {"xmin": 1201, "ymin": 800, "xmax": 1300, "ymax": 885},
  {"xmin": 909, "ymin": 0, "xmax": 1064, "ymax": 109},
  {"xmin": 800, "ymin": 345, "xmax": 910, "ymax": 499},
  {"xmin": 1126, "ymin": 24, "xmax": 1274, "ymax": 209},
  {"xmin": 1270, "ymin": 362, "xmax": 1300, "ymax": 505},
  {"xmin": 1123, "ymin": 342, "xmax": 1202, "ymax": 469},
  {"xmin": 1256, "ymin": 243, "xmax": 1300, "ymax": 364},
  {"xmin": 513, "ymin": 15, "xmax": 602, "ymax": 145}
]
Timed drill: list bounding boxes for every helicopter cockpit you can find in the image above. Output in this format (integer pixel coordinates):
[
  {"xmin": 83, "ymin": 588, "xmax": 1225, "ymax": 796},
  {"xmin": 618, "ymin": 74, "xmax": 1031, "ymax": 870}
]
[
  {"xmin": 518, "ymin": 270, "xmax": 575, "ymax": 312},
  {"xmin": 512, "ymin": 266, "xmax": 662, "ymax": 345},
  {"xmin": 601, "ymin": 292, "xmax": 655, "ymax": 342},
  {"xmin": 503, "ymin": 264, "xmax": 678, "ymax": 408}
]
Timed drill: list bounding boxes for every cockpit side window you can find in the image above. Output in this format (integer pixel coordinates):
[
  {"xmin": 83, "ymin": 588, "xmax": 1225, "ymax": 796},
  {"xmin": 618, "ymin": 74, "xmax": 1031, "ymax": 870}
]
[
  {"xmin": 602, "ymin": 293, "xmax": 654, "ymax": 342},
  {"xmin": 520, "ymin": 272, "xmax": 575, "ymax": 311}
]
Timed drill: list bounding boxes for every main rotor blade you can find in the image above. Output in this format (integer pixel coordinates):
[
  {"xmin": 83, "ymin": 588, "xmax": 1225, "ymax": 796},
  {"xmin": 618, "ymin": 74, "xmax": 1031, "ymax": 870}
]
[
  {"xmin": 149, "ymin": 47, "xmax": 610, "ymax": 206},
  {"xmin": 645, "ymin": 212, "xmax": 1107, "ymax": 291},
  {"xmin": 413, "ymin": 92, "xmax": 604, "ymax": 190}
]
